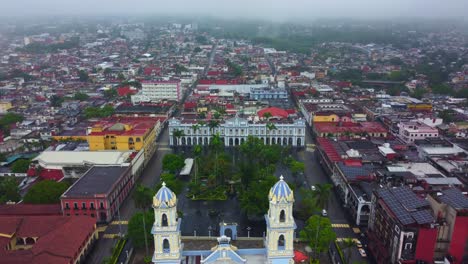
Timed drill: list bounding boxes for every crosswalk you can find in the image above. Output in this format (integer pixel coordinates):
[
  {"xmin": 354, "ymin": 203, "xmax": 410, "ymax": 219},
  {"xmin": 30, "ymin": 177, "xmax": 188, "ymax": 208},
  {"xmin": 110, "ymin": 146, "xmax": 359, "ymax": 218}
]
[
  {"xmin": 336, "ymin": 237, "xmax": 353, "ymax": 242},
  {"xmin": 96, "ymin": 226, "xmax": 108, "ymax": 232},
  {"xmin": 306, "ymin": 143, "xmax": 316, "ymax": 152},
  {"xmin": 110, "ymin": 220, "xmax": 128, "ymax": 225},
  {"xmin": 102, "ymin": 234, "xmax": 120, "ymax": 239},
  {"xmin": 159, "ymin": 147, "xmax": 171, "ymax": 151},
  {"xmin": 332, "ymin": 223, "xmax": 350, "ymax": 228}
]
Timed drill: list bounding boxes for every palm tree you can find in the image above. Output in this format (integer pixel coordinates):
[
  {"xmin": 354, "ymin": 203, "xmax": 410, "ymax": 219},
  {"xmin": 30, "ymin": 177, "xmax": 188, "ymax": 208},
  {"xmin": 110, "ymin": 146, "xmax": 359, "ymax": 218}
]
[
  {"xmin": 191, "ymin": 124, "xmax": 200, "ymax": 134},
  {"xmin": 342, "ymin": 238, "xmax": 356, "ymax": 264},
  {"xmin": 172, "ymin": 129, "xmax": 185, "ymax": 146},
  {"xmin": 266, "ymin": 122, "xmax": 277, "ymax": 135},
  {"xmin": 263, "ymin": 112, "xmax": 273, "ymax": 120},
  {"xmin": 208, "ymin": 120, "xmax": 220, "ymax": 134},
  {"xmin": 210, "ymin": 133, "xmax": 223, "ymax": 184},
  {"xmin": 193, "ymin": 144, "xmax": 202, "ymax": 183},
  {"xmin": 133, "ymin": 184, "xmax": 153, "ymax": 256},
  {"xmin": 312, "ymin": 183, "xmax": 333, "ymax": 210}
]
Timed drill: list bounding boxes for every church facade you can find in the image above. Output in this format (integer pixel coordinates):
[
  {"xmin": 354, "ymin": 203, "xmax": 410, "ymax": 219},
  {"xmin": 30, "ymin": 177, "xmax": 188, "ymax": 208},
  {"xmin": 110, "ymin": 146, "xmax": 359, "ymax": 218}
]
[{"xmin": 151, "ymin": 176, "xmax": 296, "ymax": 264}]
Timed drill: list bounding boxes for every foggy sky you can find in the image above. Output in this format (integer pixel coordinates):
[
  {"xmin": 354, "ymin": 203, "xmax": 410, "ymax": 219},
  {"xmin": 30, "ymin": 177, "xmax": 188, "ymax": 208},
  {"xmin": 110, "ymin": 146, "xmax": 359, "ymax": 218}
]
[{"xmin": 3, "ymin": 0, "xmax": 467, "ymax": 20}]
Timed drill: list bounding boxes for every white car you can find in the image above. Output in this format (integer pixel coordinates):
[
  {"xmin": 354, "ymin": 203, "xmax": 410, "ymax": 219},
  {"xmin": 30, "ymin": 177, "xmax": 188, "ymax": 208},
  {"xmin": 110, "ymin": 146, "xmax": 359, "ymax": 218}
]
[
  {"xmin": 321, "ymin": 209, "xmax": 328, "ymax": 217},
  {"xmin": 311, "ymin": 185, "xmax": 316, "ymax": 191},
  {"xmin": 358, "ymin": 248, "xmax": 367, "ymax": 257},
  {"xmin": 353, "ymin": 239, "xmax": 363, "ymax": 248}
]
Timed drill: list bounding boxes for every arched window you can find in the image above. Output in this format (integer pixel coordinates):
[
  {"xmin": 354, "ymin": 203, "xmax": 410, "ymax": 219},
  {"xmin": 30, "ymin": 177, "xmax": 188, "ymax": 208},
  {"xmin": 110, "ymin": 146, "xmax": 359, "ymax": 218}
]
[
  {"xmin": 279, "ymin": 210, "xmax": 286, "ymax": 223},
  {"xmin": 162, "ymin": 214, "xmax": 168, "ymax": 227},
  {"xmin": 128, "ymin": 137, "xmax": 134, "ymax": 143},
  {"xmin": 136, "ymin": 137, "xmax": 141, "ymax": 142},
  {"xmin": 278, "ymin": 235, "xmax": 285, "ymax": 250},
  {"xmin": 163, "ymin": 239, "xmax": 170, "ymax": 253}
]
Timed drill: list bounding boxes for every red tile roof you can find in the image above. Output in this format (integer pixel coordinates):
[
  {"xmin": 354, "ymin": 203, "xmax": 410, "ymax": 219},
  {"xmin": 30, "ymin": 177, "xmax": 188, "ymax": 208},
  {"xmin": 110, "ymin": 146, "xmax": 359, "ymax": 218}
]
[
  {"xmin": 0, "ymin": 216, "xmax": 95, "ymax": 264},
  {"xmin": 258, "ymin": 107, "xmax": 289, "ymax": 119},
  {"xmin": 0, "ymin": 204, "xmax": 61, "ymax": 217},
  {"xmin": 317, "ymin": 137, "xmax": 343, "ymax": 162},
  {"xmin": 314, "ymin": 122, "xmax": 387, "ymax": 134}
]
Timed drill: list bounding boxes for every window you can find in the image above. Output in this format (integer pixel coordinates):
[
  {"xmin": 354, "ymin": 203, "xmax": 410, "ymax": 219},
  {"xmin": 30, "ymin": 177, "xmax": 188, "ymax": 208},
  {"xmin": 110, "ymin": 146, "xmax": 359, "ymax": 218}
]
[
  {"xmin": 136, "ymin": 137, "xmax": 141, "ymax": 142},
  {"xmin": 100, "ymin": 202, "xmax": 104, "ymax": 209},
  {"xmin": 404, "ymin": 243, "xmax": 412, "ymax": 250},
  {"xmin": 90, "ymin": 202, "xmax": 95, "ymax": 209},
  {"xmin": 74, "ymin": 202, "xmax": 78, "ymax": 210},
  {"xmin": 279, "ymin": 210, "xmax": 286, "ymax": 222},
  {"xmin": 65, "ymin": 203, "xmax": 70, "ymax": 209},
  {"xmin": 82, "ymin": 202, "xmax": 86, "ymax": 209},
  {"xmin": 162, "ymin": 214, "xmax": 168, "ymax": 227},
  {"xmin": 163, "ymin": 239, "xmax": 170, "ymax": 253},
  {"xmin": 278, "ymin": 235, "xmax": 285, "ymax": 250}
]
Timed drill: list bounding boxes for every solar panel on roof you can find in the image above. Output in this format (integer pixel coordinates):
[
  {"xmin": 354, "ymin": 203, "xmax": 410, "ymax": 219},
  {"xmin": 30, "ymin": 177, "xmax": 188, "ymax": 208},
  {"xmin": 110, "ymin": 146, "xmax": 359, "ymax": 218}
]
[
  {"xmin": 391, "ymin": 187, "xmax": 428, "ymax": 210},
  {"xmin": 411, "ymin": 210, "xmax": 434, "ymax": 225},
  {"xmin": 440, "ymin": 188, "xmax": 468, "ymax": 210}
]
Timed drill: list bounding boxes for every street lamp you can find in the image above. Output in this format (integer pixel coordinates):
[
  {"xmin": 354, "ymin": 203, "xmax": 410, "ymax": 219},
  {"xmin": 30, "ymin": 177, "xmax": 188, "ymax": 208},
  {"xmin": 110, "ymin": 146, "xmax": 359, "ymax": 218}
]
[
  {"xmin": 246, "ymin": 226, "xmax": 251, "ymax": 238},
  {"xmin": 208, "ymin": 226, "xmax": 213, "ymax": 238}
]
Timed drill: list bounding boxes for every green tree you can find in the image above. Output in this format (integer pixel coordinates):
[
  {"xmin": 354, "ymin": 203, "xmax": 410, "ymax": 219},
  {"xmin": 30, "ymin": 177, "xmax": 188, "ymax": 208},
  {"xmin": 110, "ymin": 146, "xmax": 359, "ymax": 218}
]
[
  {"xmin": 117, "ymin": 72, "xmax": 125, "ymax": 81},
  {"xmin": 194, "ymin": 47, "xmax": 202, "ymax": 53},
  {"xmin": 342, "ymin": 238, "xmax": 357, "ymax": 264},
  {"xmin": 162, "ymin": 154, "xmax": 185, "ymax": 174},
  {"xmin": 262, "ymin": 112, "xmax": 273, "ymax": 120},
  {"xmin": 431, "ymin": 84, "xmax": 453, "ymax": 95},
  {"xmin": 128, "ymin": 210, "xmax": 154, "ymax": 251},
  {"xmin": 84, "ymin": 105, "xmax": 114, "ymax": 119},
  {"xmin": 172, "ymin": 129, "xmax": 185, "ymax": 146},
  {"xmin": 23, "ymin": 180, "xmax": 70, "ymax": 204},
  {"xmin": 49, "ymin": 95, "xmax": 64, "ymax": 107},
  {"xmin": 78, "ymin": 70, "xmax": 89, "ymax": 82},
  {"xmin": 155, "ymin": 173, "xmax": 183, "ymax": 195},
  {"xmin": 312, "ymin": 183, "xmax": 333, "ymax": 210},
  {"xmin": 11, "ymin": 159, "xmax": 30, "ymax": 173},
  {"xmin": 74, "ymin": 92, "xmax": 90, "ymax": 101},
  {"xmin": 438, "ymin": 110, "xmax": 455, "ymax": 123},
  {"xmin": 103, "ymin": 89, "xmax": 118, "ymax": 99},
  {"xmin": 296, "ymin": 188, "xmax": 319, "ymax": 221},
  {"xmin": 132, "ymin": 184, "xmax": 154, "ymax": 255},
  {"xmin": 239, "ymin": 175, "xmax": 278, "ymax": 220},
  {"xmin": 289, "ymin": 160, "xmax": 305, "ymax": 177},
  {"xmin": 193, "ymin": 144, "xmax": 202, "ymax": 183},
  {"xmin": 0, "ymin": 113, "xmax": 24, "ymax": 133},
  {"xmin": 103, "ymin": 67, "xmax": 112, "ymax": 76},
  {"xmin": 300, "ymin": 215, "xmax": 336, "ymax": 259},
  {"xmin": 0, "ymin": 177, "xmax": 20, "ymax": 204}
]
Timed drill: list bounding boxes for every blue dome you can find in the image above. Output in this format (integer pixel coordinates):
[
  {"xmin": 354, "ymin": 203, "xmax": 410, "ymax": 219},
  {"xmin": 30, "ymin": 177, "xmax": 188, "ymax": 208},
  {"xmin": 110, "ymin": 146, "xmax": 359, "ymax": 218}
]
[
  {"xmin": 153, "ymin": 182, "xmax": 177, "ymax": 208},
  {"xmin": 269, "ymin": 176, "xmax": 294, "ymax": 203}
]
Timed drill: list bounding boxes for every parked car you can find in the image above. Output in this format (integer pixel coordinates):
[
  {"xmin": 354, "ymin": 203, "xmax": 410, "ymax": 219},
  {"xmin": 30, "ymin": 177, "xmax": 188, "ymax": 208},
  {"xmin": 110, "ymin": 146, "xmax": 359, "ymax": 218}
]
[
  {"xmin": 354, "ymin": 239, "xmax": 363, "ymax": 248},
  {"xmin": 358, "ymin": 248, "xmax": 367, "ymax": 257},
  {"xmin": 321, "ymin": 209, "xmax": 328, "ymax": 217},
  {"xmin": 311, "ymin": 185, "xmax": 316, "ymax": 191}
]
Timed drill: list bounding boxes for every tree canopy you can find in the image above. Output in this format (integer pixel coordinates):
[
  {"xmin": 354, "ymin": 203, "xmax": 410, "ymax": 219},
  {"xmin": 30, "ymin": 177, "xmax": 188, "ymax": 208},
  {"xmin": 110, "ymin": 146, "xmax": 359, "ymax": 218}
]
[
  {"xmin": 74, "ymin": 92, "xmax": 90, "ymax": 101},
  {"xmin": 156, "ymin": 173, "xmax": 183, "ymax": 195},
  {"xmin": 11, "ymin": 159, "xmax": 30, "ymax": 173},
  {"xmin": 0, "ymin": 177, "xmax": 20, "ymax": 204},
  {"xmin": 128, "ymin": 210, "xmax": 154, "ymax": 249},
  {"xmin": 300, "ymin": 215, "xmax": 336, "ymax": 256},
  {"xmin": 84, "ymin": 105, "xmax": 115, "ymax": 119},
  {"xmin": 162, "ymin": 154, "xmax": 185, "ymax": 174},
  {"xmin": 23, "ymin": 180, "xmax": 70, "ymax": 204}
]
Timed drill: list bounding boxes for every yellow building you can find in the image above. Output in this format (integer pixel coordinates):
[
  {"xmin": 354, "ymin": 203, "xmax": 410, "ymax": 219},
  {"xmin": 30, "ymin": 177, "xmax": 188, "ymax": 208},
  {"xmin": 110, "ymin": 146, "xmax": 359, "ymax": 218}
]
[
  {"xmin": 87, "ymin": 117, "xmax": 162, "ymax": 160},
  {"xmin": 313, "ymin": 113, "xmax": 340, "ymax": 123},
  {"xmin": 0, "ymin": 101, "xmax": 13, "ymax": 114}
]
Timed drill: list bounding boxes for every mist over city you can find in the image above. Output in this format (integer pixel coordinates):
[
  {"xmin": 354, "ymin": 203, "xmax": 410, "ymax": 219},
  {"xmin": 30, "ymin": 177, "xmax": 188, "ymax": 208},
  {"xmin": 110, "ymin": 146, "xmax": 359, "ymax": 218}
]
[{"xmin": 0, "ymin": 1, "xmax": 467, "ymax": 264}]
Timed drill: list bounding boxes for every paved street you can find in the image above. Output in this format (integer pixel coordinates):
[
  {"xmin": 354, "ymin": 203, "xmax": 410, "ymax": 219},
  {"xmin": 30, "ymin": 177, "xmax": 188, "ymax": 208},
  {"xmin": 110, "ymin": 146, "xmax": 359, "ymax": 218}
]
[
  {"xmin": 297, "ymin": 127, "xmax": 369, "ymax": 264},
  {"xmin": 86, "ymin": 126, "xmax": 172, "ymax": 263}
]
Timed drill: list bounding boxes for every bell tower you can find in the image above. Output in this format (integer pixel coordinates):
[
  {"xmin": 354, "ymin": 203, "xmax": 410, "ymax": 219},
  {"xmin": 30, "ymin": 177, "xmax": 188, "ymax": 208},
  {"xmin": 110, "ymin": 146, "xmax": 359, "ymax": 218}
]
[
  {"xmin": 265, "ymin": 176, "xmax": 295, "ymax": 264},
  {"xmin": 152, "ymin": 182, "xmax": 182, "ymax": 264}
]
